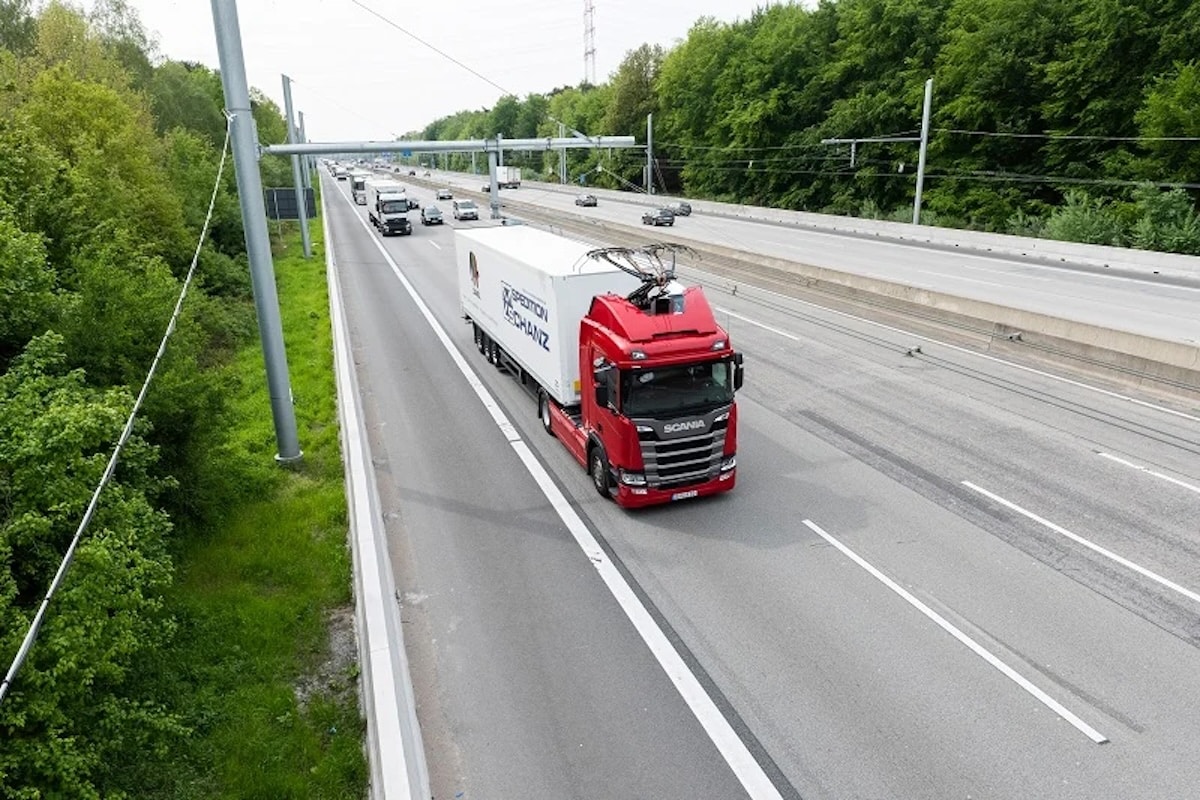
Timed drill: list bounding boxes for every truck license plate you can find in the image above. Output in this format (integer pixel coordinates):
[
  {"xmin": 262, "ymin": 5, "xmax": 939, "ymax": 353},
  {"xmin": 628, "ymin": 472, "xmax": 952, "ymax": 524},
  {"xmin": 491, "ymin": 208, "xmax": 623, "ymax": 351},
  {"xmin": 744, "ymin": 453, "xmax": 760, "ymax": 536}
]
[{"xmin": 671, "ymin": 490, "xmax": 699, "ymax": 501}]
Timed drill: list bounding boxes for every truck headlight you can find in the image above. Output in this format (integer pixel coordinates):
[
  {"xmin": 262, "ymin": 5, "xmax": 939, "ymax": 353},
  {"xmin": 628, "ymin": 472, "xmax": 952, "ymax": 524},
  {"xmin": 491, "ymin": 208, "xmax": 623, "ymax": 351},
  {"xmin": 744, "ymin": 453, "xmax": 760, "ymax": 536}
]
[
  {"xmin": 720, "ymin": 455, "xmax": 736, "ymax": 472},
  {"xmin": 619, "ymin": 470, "xmax": 647, "ymax": 486}
]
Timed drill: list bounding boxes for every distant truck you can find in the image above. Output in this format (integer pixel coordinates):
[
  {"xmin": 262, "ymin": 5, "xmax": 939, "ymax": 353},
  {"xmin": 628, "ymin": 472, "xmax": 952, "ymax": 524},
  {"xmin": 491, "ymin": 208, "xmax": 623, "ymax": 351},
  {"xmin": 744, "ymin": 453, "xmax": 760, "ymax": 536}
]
[
  {"xmin": 350, "ymin": 171, "xmax": 371, "ymax": 204},
  {"xmin": 495, "ymin": 165, "xmax": 521, "ymax": 189},
  {"xmin": 456, "ymin": 226, "xmax": 742, "ymax": 507},
  {"xmin": 365, "ymin": 179, "xmax": 412, "ymax": 236}
]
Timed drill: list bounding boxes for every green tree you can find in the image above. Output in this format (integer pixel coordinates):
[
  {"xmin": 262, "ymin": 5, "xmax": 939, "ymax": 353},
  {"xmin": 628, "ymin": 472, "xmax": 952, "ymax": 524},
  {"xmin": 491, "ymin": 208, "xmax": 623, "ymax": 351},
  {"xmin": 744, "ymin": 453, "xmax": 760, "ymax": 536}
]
[
  {"xmin": 23, "ymin": 67, "xmax": 192, "ymax": 269},
  {"xmin": 162, "ymin": 127, "xmax": 244, "ymax": 258},
  {"xmin": 1130, "ymin": 184, "xmax": 1200, "ymax": 254},
  {"xmin": 0, "ymin": 204, "xmax": 58, "ymax": 366},
  {"xmin": 0, "ymin": 0, "xmax": 36, "ymax": 55},
  {"xmin": 1136, "ymin": 62, "xmax": 1200, "ymax": 183},
  {"xmin": 251, "ymin": 89, "xmax": 293, "ymax": 188},
  {"xmin": 148, "ymin": 61, "xmax": 227, "ymax": 147},
  {"xmin": 30, "ymin": 0, "xmax": 133, "ymax": 92},
  {"xmin": 488, "ymin": 94, "xmax": 522, "ymax": 137},
  {"xmin": 0, "ymin": 333, "xmax": 181, "ymax": 799},
  {"xmin": 1043, "ymin": 189, "xmax": 1124, "ymax": 245},
  {"xmin": 929, "ymin": 0, "xmax": 1071, "ymax": 224},
  {"xmin": 86, "ymin": 0, "xmax": 154, "ymax": 90}
]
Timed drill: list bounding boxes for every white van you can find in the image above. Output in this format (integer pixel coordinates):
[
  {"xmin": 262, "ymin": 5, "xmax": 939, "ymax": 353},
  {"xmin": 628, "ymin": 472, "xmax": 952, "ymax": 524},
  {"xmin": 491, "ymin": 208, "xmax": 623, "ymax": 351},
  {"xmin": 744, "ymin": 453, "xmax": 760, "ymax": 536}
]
[{"xmin": 452, "ymin": 199, "xmax": 479, "ymax": 221}]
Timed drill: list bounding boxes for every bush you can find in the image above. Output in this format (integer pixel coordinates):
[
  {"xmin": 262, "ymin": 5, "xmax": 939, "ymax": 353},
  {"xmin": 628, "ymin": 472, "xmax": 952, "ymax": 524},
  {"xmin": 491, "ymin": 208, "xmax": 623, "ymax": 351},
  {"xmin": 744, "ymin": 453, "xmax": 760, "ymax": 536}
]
[
  {"xmin": 1043, "ymin": 190, "xmax": 1125, "ymax": 246},
  {"xmin": 1130, "ymin": 184, "xmax": 1200, "ymax": 255}
]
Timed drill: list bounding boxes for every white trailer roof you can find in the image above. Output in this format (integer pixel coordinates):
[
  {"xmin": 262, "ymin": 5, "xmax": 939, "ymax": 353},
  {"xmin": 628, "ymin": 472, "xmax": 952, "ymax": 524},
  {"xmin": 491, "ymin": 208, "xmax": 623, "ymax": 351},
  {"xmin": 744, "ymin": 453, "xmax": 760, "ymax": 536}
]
[
  {"xmin": 458, "ymin": 225, "xmax": 620, "ymax": 277},
  {"xmin": 365, "ymin": 179, "xmax": 405, "ymax": 191}
]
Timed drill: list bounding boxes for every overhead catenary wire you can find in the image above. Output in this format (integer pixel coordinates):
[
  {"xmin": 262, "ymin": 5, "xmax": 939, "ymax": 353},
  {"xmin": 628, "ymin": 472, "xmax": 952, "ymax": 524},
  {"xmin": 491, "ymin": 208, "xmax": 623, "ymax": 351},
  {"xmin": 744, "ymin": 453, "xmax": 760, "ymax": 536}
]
[
  {"xmin": 347, "ymin": 1, "xmax": 600, "ymax": 154},
  {"xmin": 349, "ymin": 0, "xmax": 516, "ymax": 99},
  {"xmin": 934, "ymin": 128, "xmax": 1200, "ymax": 143},
  {"xmin": 0, "ymin": 115, "xmax": 235, "ymax": 706},
  {"xmin": 659, "ymin": 133, "xmax": 920, "ymax": 153}
]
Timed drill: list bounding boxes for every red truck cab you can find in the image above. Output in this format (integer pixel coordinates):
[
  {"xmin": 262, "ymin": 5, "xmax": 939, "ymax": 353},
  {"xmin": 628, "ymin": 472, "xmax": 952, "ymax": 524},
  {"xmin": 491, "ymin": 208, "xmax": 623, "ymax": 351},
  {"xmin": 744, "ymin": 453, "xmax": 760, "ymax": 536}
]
[{"xmin": 547, "ymin": 281, "xmax": 743, "ymax": 508}]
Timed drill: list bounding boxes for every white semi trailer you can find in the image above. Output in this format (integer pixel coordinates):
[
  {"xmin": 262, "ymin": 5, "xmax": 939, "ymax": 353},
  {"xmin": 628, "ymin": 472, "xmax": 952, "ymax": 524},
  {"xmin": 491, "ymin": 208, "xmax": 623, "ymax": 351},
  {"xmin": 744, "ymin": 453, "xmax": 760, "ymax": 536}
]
[{"xmin": 457, "ymin": 225, "xmax": 637, "ymax": 405}]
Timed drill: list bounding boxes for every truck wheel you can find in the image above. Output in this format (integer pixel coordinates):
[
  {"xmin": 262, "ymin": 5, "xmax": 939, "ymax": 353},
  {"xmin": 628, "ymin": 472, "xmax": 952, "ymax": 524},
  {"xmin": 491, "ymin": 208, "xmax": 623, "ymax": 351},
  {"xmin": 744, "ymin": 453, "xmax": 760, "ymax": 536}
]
[
  {"xmin": 474, "ymin": 325, "xmax": 483, "ymax": 353},
  {"xmin": 538, "ymin": 390, "xmax": 555, "ymax": 437},
  {"xmin": 491, "ymin": 342, "xmax": 504, "ymax": 369},
  {"xmin": 590, "ymin": 447, "xmax": 611, "ymax": 498}
]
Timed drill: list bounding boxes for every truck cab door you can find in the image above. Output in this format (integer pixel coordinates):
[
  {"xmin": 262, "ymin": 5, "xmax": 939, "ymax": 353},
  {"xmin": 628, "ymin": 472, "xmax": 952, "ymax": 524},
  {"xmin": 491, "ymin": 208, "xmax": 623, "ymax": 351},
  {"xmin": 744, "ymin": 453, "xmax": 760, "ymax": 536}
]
[{"xmin": 586, "ymin": 351, "xmax": 618, "ymax": 433}]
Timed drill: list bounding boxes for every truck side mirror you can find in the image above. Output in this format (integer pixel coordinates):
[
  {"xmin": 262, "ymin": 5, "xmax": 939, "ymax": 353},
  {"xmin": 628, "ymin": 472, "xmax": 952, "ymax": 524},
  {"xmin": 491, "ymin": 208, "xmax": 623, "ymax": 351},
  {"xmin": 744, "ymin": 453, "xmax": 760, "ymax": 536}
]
[
  {"xmin": 733, "ymin": 352, "xmax": 744, "ymax": 391},
  {"xmin": 593, "ymin": 365, "xmax": 613, "ymax": 408}
]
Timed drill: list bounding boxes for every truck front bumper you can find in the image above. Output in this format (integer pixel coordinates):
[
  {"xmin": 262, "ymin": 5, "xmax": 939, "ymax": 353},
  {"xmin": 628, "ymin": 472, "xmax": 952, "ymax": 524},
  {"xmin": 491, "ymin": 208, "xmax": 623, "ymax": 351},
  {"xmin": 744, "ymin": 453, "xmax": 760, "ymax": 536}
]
[{"xmin": 614, "ymin": 468, "xmax": 735, "ymax": 509}]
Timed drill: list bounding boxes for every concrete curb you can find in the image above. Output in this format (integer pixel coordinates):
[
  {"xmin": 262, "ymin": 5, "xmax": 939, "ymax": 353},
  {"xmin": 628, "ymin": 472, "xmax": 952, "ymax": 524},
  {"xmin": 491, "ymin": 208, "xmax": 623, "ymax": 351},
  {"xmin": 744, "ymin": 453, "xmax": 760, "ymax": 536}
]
[{"xmin": 323, "ymin": 187, "xmax": 430, "ymax": 800}]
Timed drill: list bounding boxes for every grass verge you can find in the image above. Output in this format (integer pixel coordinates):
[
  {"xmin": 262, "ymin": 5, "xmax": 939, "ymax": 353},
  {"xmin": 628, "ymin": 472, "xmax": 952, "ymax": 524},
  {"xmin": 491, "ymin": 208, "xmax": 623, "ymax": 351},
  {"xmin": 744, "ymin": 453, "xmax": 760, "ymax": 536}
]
[{"xmin": 150, "ymin": 217, "xmax": 367, "ymax": 798}]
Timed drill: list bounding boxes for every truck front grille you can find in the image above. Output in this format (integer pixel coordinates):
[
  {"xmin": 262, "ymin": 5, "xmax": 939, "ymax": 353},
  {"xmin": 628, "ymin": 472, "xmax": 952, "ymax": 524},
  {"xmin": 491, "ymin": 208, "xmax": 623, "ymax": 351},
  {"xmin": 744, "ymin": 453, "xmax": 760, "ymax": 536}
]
[{"xmin": 638, "ymin": 416, "xmax": 728, "ymax": 489}]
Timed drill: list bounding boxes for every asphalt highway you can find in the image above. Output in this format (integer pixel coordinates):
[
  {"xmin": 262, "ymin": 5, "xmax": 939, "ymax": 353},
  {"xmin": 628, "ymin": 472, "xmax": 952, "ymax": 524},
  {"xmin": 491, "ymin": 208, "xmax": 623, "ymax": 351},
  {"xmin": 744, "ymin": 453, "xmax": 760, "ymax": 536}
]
[
  {"xmin": 323, "ymin": 171, "xmax": 1200, "ymax": 799},
  {"xmin": 432, "ymin": 171, "xmax": 1200, "ymax": 347}
]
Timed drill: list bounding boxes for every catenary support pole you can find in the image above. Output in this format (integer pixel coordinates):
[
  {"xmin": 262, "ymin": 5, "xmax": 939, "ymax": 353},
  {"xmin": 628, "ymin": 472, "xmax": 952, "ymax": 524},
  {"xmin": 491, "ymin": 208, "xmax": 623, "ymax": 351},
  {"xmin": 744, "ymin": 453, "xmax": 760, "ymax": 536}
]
[
  {"xmin": 282, "ymin": 75, "xmax": 312, "ymax": 258},
  {"xmin": 913, "ymin": 77, "xmax": 933, "ymax": 225},
  {"xmin": 488, "ymin": 147, "xmax": 501, "ymax": 219},
  {"xmin": 211, "ymin": 0, "xmax": 302, "ymax": 464},
  {"xmin": 298, "ymin": 110, "xmax": 312, "ymax": 190},
  {"xmin": 646, "ymin": 112, "xmax": 653, "ymax": 195},
  {"xmin": 559, "ymin": 122, "xmax": 567, "ymax": 184}
]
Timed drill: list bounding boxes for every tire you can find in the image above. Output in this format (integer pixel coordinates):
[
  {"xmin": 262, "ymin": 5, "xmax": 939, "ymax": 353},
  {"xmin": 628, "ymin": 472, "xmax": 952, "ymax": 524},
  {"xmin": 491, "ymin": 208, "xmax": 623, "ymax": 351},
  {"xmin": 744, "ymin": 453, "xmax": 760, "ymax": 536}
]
[
  {"xmin": 590, "ymin": 447, "xmax": 611, "ymax": 498},
  {"xmin": 474, "ymin": 324, "xmax": 484, "ymax": 354},
  {"xmin": 491, "ymin": 341, "xmax": 504, "ymax": 369},
  {"xmin": 538, "ymin": 390, "xmax": 555, "ymax": 437}
]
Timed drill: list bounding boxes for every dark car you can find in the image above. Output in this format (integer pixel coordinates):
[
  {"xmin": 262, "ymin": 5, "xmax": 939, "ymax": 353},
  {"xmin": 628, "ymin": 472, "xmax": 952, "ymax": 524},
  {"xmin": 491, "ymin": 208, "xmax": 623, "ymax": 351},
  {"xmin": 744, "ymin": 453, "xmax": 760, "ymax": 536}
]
[
  {"xmin": 408, "ymin": 169, "xmax": 416, "ymax": 176},
  {"xmin": 667, "ymin": 201, "xmax": 692, "ymax": 216},
  {"xmin": 641, "ymin": 208, "xmax": 675, "ymax": 226},
  {"xmin": 436, "ymin": 188, "xmax": 453, "ymax": 200},
  {"xmin": 421, "ymin": 205, "xmax": 443, "ymax": 225},
  {"xmin": 575, "ymin": 193, "xmax": 598, "ymax": 207}
]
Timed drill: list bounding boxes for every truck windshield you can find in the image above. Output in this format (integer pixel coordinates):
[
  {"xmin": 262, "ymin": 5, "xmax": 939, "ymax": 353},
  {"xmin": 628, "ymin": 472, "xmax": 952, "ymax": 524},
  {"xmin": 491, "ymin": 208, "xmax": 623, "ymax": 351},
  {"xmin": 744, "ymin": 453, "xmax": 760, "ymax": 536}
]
[
  {"xmin": 380, "ymin": 200, "xmax": 407, "ymax": 213},
  {"xmin": 621, "ymin": 360, "xmax": 734, "ymax": 417}
]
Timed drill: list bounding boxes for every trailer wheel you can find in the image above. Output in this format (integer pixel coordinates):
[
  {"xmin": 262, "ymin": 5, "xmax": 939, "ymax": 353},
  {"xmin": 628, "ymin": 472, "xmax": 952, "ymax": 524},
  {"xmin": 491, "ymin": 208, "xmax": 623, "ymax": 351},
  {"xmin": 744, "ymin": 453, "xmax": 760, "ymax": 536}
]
[
  {"xmin": 474, "ymin": 324, "xmax": 483, "ymax": 353},
  {"xmin": 491, "ymin": 342, "xmax": 504, "ymax": 369},
  {"xmin": 538, "ymin": 390, "xmax": 555, "ymax": 437},
  {"xmin": 589, "ymin": 447, "xmax": 611, "ymax": 498}
]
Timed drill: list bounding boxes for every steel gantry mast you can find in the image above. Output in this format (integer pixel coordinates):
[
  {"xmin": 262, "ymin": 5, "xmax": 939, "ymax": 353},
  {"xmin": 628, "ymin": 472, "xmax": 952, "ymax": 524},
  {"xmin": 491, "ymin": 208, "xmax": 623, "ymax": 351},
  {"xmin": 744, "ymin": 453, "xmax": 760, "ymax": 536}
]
[{"xmin": 583, "ymin": 0, "xmax": 596, "ymax": 85}]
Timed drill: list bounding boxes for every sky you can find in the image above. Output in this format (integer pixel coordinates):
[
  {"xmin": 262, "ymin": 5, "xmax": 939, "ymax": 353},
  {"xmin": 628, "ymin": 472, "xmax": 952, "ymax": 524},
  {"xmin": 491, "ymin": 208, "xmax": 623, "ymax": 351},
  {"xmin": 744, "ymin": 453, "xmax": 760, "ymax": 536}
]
[{"xmin": 81, "ymin": 0, "xmax": 785, "ymax": 143}]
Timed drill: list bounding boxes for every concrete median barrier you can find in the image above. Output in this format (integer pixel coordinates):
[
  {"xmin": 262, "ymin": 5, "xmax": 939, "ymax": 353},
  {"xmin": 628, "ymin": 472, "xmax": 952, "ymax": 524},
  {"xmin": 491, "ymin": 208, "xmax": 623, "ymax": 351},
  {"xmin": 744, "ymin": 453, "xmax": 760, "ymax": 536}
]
[{"xmin": 497, "ymin": 197, "xmax": 1200, "ymax": 404}]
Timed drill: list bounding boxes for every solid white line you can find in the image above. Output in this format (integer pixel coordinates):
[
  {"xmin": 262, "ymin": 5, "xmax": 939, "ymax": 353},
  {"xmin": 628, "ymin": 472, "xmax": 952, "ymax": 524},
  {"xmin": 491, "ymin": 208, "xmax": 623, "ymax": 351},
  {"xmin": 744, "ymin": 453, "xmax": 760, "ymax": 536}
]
[
  {"xmin": 801, "ymin": 519, "xmax": 1108, "ymax": 744},
  {"xmin": 325, "ymin": 186, "xmax": 427, "ymax": 799},
  {"xmin": 962, "ymin": 481, "xmax": 1200, "ymax": 606},
  {"xmin": 337, "ymin": 190, "xmax": 785, "ymax": 799},
  {"xmin": 1096, "ymin": 452, "xmax": 1200, "ymax": 497},
  {"xmin": 716, "ymin": 307, "xmax": 801, "ymax": 341},
  {"xmin": 428, "ymin": 241, "xmax": 441, "ymax": 250},
  {"xmin": 698, "ymin": 269, "xmax": 1200, "ymax": 423}
]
